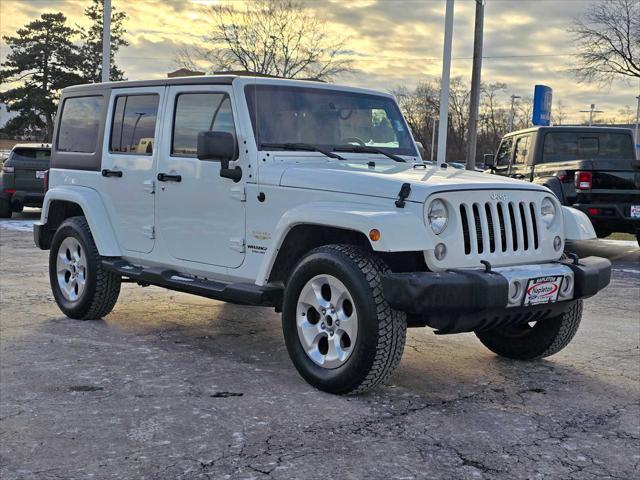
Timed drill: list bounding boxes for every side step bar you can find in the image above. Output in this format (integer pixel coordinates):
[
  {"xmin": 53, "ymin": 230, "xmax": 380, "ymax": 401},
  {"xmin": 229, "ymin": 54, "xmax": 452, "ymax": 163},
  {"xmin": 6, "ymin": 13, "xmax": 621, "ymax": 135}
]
[{"xmin": 102, "ymin": 259, "xmax": 282, "ymax": 307}]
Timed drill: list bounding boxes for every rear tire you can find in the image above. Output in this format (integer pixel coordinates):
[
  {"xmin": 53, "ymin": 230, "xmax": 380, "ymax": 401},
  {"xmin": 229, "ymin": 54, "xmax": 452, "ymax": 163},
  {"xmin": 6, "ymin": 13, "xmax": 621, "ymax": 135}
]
[
  {"xmin": 636, "ymin": 230, "xmax": 640, "ymax": 248},
  {"xmin": 49, "ymin": 216, "xmax": 121, "ymax": 320},
  {"xmin": 282, "ymin": 244, "xmax": 407, "ymax": 394},
  {"xmin": 0, "ymin": 198, "xmax": 12, "ymax": 218},
  {"xmin": 475, "ymin": 300, "xmax": 583, "ymax": 360}
]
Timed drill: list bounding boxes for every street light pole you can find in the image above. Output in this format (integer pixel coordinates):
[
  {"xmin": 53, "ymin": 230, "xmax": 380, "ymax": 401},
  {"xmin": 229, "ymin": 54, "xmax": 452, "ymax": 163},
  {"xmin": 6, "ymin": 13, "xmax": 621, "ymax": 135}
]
[
  {"xmin": 508, "ymin": 94, "xmax": 521, "ymax": 131},
  {"xmin": 465, "ymin": 0, "xmax": 485, "ymax": 170},
  {"xmin": 437, "ymin": 0, "xmax": 455, "ymax": 167},
  {"xmin": 101, "ymin": 0, "xmax": 111, "ymax": 83},
  {"xmin": 579, "ymin": 104, "xmax": 603, "ymax": 126}
]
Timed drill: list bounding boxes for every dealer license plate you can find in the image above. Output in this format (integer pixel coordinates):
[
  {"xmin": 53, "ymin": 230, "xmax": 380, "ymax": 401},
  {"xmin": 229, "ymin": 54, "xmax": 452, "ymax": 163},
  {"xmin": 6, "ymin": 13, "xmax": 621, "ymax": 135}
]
[
  {"xmin": 36, "ymin": 170, "xmax": 46, "ymax": 179},
  {"xmin": 631, "ymin": 205, "xmax": 640, "ymax": 218},
  {"xmin": 523, "ymin": 276, "xmax": 563, "ymax": 306}
]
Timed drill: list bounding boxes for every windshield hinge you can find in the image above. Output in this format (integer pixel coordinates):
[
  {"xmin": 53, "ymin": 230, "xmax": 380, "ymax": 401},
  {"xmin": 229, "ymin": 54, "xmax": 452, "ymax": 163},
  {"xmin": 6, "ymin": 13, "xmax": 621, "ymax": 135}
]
[
  {"xmin": 229, "ymin": 236, "xmax": 245, "ymax": 253},
  {"xmin": 231, "ymin": 185, "xmax": 246, "ymax": 202},
  {"xmin": 395, "ymin": 183, "xmax": 411, "ymax": 208},
  {"xmin": 143, "ymin": 179, "xmax": 155, "ymax": 194},
  {"xmin": 143, "ymin": 225, "xmax": 155, "ymax": 239}
]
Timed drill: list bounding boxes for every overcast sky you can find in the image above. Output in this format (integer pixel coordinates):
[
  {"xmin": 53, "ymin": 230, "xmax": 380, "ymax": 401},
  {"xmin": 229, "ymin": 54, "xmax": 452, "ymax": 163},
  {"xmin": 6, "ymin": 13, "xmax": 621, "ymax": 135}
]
[{"xmin": 1, "ymin": 0, "xmax": 639, "ymax": 124}]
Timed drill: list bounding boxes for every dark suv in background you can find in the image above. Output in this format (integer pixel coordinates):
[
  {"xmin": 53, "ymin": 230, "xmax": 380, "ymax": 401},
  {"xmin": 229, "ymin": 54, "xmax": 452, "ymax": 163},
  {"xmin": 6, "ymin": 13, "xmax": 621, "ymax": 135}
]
[
  {"xmin": 487, "ymin": 126, "xmax": 640, "ymax": 245},
  {"xmin": 0, "ymin": 143, "xmax": 51, "ymax": 218}
]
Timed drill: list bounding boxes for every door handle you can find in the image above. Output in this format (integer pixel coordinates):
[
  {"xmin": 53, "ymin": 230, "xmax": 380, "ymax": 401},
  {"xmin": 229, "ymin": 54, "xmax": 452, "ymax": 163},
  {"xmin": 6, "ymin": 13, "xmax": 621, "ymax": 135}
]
[
  {"xmin": 157, "ymin": 173, "xmax": 182, "ymax": 182},
  {"xmin": 102, "ymin": 169, "xmax": 123, "ymax": 178}
]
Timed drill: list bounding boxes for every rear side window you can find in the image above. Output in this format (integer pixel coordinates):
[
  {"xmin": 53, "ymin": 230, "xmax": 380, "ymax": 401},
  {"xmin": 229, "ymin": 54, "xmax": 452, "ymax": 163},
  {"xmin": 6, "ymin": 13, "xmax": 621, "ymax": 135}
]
[
  {"xmin": 513, "ymin": 136, "xmax": 531, "ymax": 164},
  {"xmin": 57, "ymin": 96, "xmax": 102, "ymax": 153},
  {"xmin": 172, "ymin": 93, "xmax": 236, "ymax": 157},
  {"xmin": 495, "ymin": 138, "xmax": 513, "ymax": 166},
  {"xmin": 110, "ymin": 94, "xmax": 159, "ymax": 154}
]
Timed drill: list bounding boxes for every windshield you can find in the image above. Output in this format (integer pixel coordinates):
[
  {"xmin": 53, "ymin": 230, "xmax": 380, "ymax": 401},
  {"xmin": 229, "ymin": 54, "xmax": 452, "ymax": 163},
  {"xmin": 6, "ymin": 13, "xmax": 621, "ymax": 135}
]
[
  {"xmin": 245, "ymin": 84, "xmax": 417, "ymax": 157},
  {"xmin": 542, "ymin": 132, "xmax": 635, "ymax": 162}
]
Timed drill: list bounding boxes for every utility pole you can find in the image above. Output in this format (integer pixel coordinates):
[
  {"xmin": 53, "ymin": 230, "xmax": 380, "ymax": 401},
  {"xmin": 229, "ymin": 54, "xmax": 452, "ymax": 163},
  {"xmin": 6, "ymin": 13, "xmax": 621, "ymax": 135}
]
[
  {"xmin": 465, "ymin": 0, "xmax": 485, "ymax": 170},
  {"xmin": 430, "ymin": 118, "xmax": 437, "ymax": 161},
  {"xmin": 437, "ymin": 0, "xmax": 455, "ymax": 167},
  {"xmin": 579, "ymin": 104, "xmax": 603, "ymax": 126},
  {"xmin": 508, "ymin": 94, "xmax": 521, "ymax": 131},
  {"xmin": 101, "ymin": 0, "xmax": 111, "ymax": 83},
  {"xmin": 634, "ymin": 95, "xmax": 639, "ymax": 158}
]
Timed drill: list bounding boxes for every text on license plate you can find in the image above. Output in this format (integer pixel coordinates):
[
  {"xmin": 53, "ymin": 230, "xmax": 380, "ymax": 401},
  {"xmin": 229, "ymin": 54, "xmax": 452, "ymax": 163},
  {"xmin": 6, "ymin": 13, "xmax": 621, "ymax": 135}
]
[
  {"xmin": 35, "ymin": 170, "xmax": 46, "ymax": 179},
  {"xmin": 631, "ymin": 205, "xmax": 640, "ymax": 219},
  {"xmin": 523, "ymin": 276, "xmax": 563, "ymax": 306}
]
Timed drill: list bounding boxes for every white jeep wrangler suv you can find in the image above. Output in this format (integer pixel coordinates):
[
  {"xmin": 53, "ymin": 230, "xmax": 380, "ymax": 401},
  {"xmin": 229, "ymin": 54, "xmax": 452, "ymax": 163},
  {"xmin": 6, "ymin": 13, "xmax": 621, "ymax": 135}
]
[{"xmin": 34, "ymin": 75, "xmax": 611, "ymax": 394}]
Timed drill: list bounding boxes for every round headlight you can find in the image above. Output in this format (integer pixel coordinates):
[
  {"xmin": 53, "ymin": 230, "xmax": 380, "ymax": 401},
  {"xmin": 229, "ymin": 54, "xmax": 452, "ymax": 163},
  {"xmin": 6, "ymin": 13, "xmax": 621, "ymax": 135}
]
[
  {"xmin": 540, "ymin": 197, "xmax": 556, "ymax": 229},
  {"xmin": 427, "ymin": 199, "xmax": 449, "ymax": 235}
]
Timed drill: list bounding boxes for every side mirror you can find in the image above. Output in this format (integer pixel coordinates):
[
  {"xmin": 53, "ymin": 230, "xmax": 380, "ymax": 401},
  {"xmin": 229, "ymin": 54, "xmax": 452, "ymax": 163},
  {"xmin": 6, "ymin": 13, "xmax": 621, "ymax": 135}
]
[
  {"xmin": 197, "ymin": 131, "xmax": 242, "ymax": 182},
  {"xmin": 483, "ymin": 153, "xmax": 495, "ymax": 168}
]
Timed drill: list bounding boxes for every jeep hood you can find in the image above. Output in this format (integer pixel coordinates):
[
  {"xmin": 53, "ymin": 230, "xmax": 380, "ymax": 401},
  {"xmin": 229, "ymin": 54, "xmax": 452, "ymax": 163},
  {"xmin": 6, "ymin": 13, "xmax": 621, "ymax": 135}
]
[{"xmin": 265, "ymin": 158, "xmax": 547, "ymax": 203}]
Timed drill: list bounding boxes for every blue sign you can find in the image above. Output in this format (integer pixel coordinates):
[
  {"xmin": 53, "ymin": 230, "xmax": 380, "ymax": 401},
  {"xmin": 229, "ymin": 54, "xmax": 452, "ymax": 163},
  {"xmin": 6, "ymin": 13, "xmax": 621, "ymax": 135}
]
[{"xmin": 532, "ymin": 85, "xmax": 552, "ymax": 126}]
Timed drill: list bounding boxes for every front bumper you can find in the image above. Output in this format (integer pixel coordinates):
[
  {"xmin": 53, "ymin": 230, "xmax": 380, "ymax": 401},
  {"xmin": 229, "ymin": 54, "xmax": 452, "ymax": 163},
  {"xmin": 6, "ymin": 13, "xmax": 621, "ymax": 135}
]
[{"xmin": 381, "ymin": 256, "xmax": 611, "ymax": 334}]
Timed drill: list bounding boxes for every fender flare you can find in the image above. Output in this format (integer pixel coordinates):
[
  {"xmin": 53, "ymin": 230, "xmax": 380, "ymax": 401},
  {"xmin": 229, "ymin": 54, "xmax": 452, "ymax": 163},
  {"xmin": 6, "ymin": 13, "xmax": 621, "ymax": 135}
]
[
  {"xmin": 533, "ymin": 176, "xmax": 566, "ymax": 205},
  {"xmin": 255, "ymin": 201, "xmax": 431, "ymax": 285},
  {"xmin": 40, "ymin": 186, "xmax": 122, "ymax": 257},
  {"xmin": 562, "ymin": 206, "xmax": 596, "ymax": 241}
]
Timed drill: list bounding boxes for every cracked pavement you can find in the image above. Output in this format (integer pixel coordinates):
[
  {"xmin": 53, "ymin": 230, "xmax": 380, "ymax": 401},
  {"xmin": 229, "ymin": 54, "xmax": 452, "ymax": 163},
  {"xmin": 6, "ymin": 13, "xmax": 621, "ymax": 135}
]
[{"xmin": 1, "ymin": 213, "xmax": 639, "ymax": 479}]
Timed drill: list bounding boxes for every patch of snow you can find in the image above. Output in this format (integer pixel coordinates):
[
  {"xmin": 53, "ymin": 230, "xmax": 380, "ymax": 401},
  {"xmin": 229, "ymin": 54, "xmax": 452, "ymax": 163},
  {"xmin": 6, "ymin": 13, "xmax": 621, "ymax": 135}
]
[
  {"xmin": 598, "ymin": 239, "xmax": 638, "ymax": 248},
  {"xmin": 0, "ymin": 220, "xmax": 35, "ymax": 232},
  {"xmin": 612, "ymin": 268, "xmax": 640, "ymax": 275}
]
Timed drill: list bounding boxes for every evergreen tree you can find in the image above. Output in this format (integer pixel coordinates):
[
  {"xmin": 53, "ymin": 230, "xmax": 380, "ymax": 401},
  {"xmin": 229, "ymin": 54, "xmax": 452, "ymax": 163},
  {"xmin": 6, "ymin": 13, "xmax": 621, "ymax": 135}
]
[
  {"xmin": 0, "ymin": 13, "xmax": 83, "ymax": 141},
  {"xmin": 79, "ymin": 0, "xmax": 129, "ymax": 82}
]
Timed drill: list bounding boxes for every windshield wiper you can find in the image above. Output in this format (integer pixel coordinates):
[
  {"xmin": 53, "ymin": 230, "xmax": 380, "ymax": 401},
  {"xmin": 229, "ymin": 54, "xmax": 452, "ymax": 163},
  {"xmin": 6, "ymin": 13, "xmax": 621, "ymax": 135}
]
[
  {"xmin": 333, "ymin": 145, "xmax": 406, "ymax": 163},
  {"xmin": 261, "ymin": 142, "xmax": 345, "ymax": 160}
]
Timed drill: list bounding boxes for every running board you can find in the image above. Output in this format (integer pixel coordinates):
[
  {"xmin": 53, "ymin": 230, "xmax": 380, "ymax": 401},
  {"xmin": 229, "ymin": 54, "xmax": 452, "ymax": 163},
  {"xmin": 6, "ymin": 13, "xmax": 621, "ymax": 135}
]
[{"xmin": 102, "ymin": 259, "xmax": 282, "ymax": 307}]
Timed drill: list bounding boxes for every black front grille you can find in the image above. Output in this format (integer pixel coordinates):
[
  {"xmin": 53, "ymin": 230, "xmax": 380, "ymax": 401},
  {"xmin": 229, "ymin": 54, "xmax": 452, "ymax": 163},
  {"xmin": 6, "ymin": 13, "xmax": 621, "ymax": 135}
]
[{"xmin": 460, "ymin": 201, "xmax": 540, "ymax": 255}]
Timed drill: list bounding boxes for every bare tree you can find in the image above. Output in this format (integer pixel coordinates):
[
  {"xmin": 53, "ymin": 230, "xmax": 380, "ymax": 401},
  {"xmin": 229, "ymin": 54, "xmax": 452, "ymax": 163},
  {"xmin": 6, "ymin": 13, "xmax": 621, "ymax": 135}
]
[
  {"xmin": 175, "ymin": 0, "xmax": 351, "ymax": 80},
  {"xmin": 552, "ymin": 100, "xmax": 567, "ymax": 125},
  {"xmin": 393, "ymin": 80, "xmax": 439, "ymax": 149},
  {"xmin": 480, "ymin": 82, "xmax": 508, "ymax": 142},
  {"xmin": 569, "ymin": 0, "xmax": 640, "ymax": 84}
]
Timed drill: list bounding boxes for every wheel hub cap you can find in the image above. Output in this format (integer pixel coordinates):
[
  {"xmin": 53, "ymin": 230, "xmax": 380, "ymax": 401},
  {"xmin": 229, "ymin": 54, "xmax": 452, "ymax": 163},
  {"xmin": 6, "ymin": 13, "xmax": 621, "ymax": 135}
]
[
  {"xmin": 56, "ymin": 237, "xmax": 87, "ymax": 302},
  {"xmin": 296, "ymin": 274, "xmax": 358, "ymax": 369}
]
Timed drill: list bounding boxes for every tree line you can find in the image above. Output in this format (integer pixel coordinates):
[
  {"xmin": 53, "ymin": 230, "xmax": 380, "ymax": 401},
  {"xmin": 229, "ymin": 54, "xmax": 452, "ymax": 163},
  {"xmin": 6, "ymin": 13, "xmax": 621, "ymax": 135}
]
[
  {"xmin": 0, "ymin": 0, "xmax": 127, "ymax": 141},
  {"xmin": 1, "ymin": 0, "xmax": 637, "ymax": 152}
]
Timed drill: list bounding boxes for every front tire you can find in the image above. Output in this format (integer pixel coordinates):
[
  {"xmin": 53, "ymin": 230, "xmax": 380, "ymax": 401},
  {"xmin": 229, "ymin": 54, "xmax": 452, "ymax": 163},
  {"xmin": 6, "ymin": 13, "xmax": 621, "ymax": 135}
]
[
  {"xmin": 282, "ymin": 245, "xmax": 407, "ymax": 394},
  {"xmin": 475, "ymin": 300, "xmax": 583, "ymax": 360},
  {"xmin": 49, "ymin": 216, "xmax": 121, "ymax": 320}
]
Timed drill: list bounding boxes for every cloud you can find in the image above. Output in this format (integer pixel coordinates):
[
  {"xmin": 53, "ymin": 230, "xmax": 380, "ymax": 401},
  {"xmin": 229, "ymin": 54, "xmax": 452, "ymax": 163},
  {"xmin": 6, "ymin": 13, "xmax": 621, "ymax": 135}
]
[{"xmin": 1, "ymin": 0, "xmax": 637, "ymax": 123}]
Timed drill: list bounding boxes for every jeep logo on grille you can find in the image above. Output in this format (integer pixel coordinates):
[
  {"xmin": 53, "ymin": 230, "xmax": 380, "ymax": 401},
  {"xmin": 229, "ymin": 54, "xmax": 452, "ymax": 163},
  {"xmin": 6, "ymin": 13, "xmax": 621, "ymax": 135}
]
[{"xmin": 490, "ymin": 192, "xmax": 508, "ymax": 201}]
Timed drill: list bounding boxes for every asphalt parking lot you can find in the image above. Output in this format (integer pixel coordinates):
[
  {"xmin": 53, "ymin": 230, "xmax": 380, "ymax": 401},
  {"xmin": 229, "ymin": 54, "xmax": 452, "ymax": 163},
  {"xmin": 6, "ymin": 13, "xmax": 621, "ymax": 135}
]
[{"xmin": 1, "ymin": 210, "xmax": 639, "ymax": 480}]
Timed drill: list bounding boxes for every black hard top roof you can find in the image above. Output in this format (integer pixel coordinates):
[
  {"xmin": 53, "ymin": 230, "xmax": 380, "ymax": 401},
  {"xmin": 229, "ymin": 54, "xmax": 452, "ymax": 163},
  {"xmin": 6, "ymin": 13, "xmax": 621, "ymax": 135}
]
[
  {"xmin": 503, "ymin": 125, "xmax": 634, "ymax": 138},
  {"xmin": 63, "ymin": 75, "xmax": 237, "ymax": 93}
]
